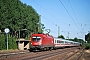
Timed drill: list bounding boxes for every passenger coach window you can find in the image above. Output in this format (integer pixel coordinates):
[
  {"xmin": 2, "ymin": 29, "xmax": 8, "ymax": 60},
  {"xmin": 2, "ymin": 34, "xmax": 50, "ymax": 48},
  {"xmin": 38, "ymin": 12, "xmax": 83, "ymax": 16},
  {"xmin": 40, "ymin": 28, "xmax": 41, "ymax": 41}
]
[
  {"xmin": 32, "ymin": 36, "xmax": 41, "ymax": 42},
  {"xmin": 57, "ymin": 40, "xmax": 64, "ymax": 43},
  {"xmin": 55, "ymin": 40, "xmax": 56, "ymax": 43}
]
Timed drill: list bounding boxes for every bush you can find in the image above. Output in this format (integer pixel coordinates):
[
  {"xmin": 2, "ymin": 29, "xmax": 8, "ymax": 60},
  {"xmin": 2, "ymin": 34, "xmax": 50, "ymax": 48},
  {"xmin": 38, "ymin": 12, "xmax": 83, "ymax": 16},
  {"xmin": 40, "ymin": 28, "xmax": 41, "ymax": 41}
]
[
  {"xmin": 85, "ymin": 43, "xmax": 90, "ymax": 49},
  {"xmin": 8, "ymin": 36, "xmax": 17, "ymax": 49},
  {"xmin": 0, "ymin": 34, "xmax": 17, "ymax": 50},
  {"xmin": 0, "ymin": 34, "xmax": 6, "ymax": 50}
]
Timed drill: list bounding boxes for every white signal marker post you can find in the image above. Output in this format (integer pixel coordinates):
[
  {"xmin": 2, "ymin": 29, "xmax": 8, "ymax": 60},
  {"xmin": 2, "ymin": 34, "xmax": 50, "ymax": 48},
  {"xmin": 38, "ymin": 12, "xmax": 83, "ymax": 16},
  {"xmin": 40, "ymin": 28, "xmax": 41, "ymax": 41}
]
[{"xmin": 4, "ymin": 28, "xmax": 10, "ymax": 50}]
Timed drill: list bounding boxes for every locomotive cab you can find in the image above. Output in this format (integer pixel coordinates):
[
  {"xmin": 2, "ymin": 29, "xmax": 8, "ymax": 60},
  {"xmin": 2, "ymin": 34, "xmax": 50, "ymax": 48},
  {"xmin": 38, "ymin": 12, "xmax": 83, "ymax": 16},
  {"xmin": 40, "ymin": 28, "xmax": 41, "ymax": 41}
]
[
  {"xmin": 30, "ymin": 33, "xmax": 54, "ymax": 51},
  {"xmin": 30, "ymin": 36, "xmax": 42, "ymax": 50},
  {"xmin": 31, "ymin": 36, "xmax": 42, "ymax": 45}
]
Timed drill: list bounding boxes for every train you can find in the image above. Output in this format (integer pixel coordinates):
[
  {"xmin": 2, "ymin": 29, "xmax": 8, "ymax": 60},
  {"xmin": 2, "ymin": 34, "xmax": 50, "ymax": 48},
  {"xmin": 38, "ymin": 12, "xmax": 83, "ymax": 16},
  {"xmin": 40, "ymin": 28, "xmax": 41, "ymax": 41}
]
[{"xmin": 30, "ymin": 33, "xmax": 81, "ymax": 51}]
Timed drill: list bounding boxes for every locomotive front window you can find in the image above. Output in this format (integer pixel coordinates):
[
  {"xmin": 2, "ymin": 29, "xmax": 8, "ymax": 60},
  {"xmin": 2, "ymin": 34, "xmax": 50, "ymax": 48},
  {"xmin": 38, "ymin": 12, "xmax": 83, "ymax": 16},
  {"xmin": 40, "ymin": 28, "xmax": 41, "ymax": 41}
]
[{"xmin": 32, "ymin": 36, "xmax": 41, "ymax": 42}]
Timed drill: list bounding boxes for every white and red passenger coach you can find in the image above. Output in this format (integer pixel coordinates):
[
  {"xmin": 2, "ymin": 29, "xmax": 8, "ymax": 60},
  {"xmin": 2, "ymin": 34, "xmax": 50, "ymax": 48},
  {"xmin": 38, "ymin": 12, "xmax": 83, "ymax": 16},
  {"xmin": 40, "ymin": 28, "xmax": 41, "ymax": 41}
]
[{"xmin": 53, "ymin": 37, "xmax": 81, "ymax": 49}]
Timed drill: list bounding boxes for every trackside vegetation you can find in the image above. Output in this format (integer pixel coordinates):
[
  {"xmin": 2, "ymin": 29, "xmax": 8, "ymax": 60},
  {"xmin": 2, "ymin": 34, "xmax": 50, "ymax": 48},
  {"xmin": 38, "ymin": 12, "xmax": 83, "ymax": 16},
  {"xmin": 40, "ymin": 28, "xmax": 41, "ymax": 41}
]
[
  {"xmin": 0, "ymin": 34, "xmax": 17, "ymax": 50},
  {"xmin": 85, "ymin": 32, "xmax": 90, "ymax": 49}
]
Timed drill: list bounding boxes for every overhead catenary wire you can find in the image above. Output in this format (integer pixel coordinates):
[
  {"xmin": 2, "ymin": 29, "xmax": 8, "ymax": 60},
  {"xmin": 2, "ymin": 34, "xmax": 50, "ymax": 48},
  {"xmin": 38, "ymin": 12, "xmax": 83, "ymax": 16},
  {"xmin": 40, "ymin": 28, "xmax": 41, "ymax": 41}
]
[
  {"xmin": 68, "ymin": 0, "xmax": 88, "ymax": 36},
  {"xmin": 41, "ymin": 15, "xmax": 57, "ymax": 26},
  {"xmin": 33, "ymin": 0, "xmax": 68, "ymax": 26},
  {"xmin": 59, "ymin": 0, "xmax": 89, "ymax": 39},
  {"xmin": 68, "ymin": 0, "xmax": 83, "ymax": 34},
  {"xmin": 68, "ymin": 0, "xmax": 79, "ymax": 24},
  {"xmin": 41, "ymin": 15, "xmax": 58, "ymax": 34},
  {"xmin": 58, "ymin": 0, "xmax": 80, "ymax": 32},
  {"xmin": 33, "ymin": 0, "xmax": 61, "ymax": 35},
  {"xmin": 33, "ymin": 0, "xmax": 78, "ymax": 37},
  {"xmin": 33, "ymin": 0, "xmax": 57, "ymax": 26}
]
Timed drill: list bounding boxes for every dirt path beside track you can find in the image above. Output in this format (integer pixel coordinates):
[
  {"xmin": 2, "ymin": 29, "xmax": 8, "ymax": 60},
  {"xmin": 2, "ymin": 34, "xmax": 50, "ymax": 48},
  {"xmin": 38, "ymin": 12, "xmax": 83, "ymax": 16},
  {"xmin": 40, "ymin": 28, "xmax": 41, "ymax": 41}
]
[{"xmin": 83, "ymin": 49, "xmax": 90, "ymax": 60}]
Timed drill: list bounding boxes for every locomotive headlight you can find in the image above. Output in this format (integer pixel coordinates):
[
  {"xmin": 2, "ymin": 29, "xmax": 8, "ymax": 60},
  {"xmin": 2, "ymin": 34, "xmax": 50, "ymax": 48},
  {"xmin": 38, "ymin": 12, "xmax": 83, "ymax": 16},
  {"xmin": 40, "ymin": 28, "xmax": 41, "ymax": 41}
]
[{"xmin": 31, "ymin": 43, "xmax": 32, "ymax": 44}]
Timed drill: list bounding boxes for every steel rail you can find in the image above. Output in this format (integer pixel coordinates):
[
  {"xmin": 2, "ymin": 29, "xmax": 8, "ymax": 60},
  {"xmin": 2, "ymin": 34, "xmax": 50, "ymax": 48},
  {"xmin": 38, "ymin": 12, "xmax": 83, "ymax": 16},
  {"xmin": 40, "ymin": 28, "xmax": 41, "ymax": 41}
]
[
  {"xmin": 21, "ymin": 48, "xmax": 78, "ymax": 60},
  {"xmin": 62, "ymin": 48, "xmax": 84, "ymax": 60}
]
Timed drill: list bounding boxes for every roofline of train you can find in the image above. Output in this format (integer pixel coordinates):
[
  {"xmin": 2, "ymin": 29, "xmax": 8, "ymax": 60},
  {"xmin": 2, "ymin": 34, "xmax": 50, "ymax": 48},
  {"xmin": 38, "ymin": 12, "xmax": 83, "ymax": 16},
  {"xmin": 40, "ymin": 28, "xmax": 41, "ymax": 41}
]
[
  {"xmin": 54, "ymin": 37, "xmax": 80, "ymax": 44},
  {"xmin": 32, "ymin": 33, "xmax": 81, "ymax": 44}
]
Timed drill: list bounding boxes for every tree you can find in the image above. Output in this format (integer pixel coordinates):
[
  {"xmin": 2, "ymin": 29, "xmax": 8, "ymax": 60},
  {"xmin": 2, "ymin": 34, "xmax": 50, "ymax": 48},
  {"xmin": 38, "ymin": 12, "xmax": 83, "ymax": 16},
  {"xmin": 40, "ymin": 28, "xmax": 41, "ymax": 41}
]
[
  {"xmin": 73, "ymin": 37, "xmax": 78, "ymax": 42},
  {"xmin": 85, "ymin": 32, "xmax": 90, "ymax": 43},
  {"xmin": 0, "ymin": 0, "xmax": 45, "ymax": 38},
  {"xmin": 58, "ymin": 35, "xmax": 65, "ymax": 39}
]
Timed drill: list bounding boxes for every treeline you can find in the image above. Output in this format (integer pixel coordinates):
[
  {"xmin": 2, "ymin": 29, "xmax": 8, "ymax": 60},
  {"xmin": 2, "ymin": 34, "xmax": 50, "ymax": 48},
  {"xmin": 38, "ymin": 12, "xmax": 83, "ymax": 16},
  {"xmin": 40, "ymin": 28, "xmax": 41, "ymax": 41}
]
[
  {"xmin": 85, "ymin": 32, "xmax": 90, "ymax": 49},
  {"xmin": 0, "ymin": 0, "xmax": 45, "ymax": 50},
  {"xmin": 0, "ymin": 0, "xmax": 45, "ymax": 38},
  {"xmin": 58, "ymin": 35, "xmax": 84, "ymax": 44}
]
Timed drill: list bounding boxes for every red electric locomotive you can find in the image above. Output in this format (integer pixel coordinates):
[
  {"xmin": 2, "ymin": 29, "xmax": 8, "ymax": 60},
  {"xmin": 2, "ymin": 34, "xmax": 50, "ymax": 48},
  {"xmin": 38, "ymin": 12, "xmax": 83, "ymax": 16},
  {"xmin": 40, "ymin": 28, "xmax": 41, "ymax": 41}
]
[{"xmin": 30, "ymin": 33, "xmax": 54, "ymax": 51}]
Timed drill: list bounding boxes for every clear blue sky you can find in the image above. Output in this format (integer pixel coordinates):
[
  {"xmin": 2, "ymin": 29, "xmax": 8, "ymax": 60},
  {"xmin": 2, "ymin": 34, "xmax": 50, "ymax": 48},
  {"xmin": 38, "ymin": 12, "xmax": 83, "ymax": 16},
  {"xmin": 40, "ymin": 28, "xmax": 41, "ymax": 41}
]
[{"xmin": 20, "ymin": 0, "xmax": 90, "ymax": 40}]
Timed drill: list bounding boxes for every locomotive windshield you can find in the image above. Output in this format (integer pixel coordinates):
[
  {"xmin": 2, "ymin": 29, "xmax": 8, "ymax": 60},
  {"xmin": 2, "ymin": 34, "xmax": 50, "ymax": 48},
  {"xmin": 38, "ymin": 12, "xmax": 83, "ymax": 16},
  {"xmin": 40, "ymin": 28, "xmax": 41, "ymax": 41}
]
[{"xmin": 32, "ymin": 36, "xmax": 41, "ymax": 42}]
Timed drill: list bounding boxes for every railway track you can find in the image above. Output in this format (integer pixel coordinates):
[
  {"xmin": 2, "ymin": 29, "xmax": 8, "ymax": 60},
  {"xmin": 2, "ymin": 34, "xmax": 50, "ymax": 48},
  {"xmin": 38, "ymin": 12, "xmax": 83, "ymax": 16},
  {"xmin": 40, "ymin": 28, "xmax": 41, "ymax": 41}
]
[
  {"xmin": 0, "ymin": 50, "xmax": 30, "ymax": 59},
  {"xmin": 45, "ymin": 47, "xmax": 83, "ymax": 60},
  {"xmin": 62, "ymin": 48, "xmax": 84, "ymax": 60},
  {"xmin": 0, "ymin": 47, "xmax": 81, "ymax": 60}
]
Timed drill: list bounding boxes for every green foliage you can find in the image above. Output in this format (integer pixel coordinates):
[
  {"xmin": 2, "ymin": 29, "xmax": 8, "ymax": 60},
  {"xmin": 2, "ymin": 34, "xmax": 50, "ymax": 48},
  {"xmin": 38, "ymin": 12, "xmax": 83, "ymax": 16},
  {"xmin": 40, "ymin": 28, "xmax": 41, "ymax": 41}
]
[
  {"xmin": 73, "ymin": 37, "xmax": 81, "ymax": 42},
  {"xmin": 66, "ymin": 38, "xmax": 85, "ymax": 48},
  {"xmin": 0, "ymin": 34, "xmax": 17, "ymax": 50},
  {"xmin": 71, "ymin": 37, "xmax": 84, "ymax": 44},
  {"xmin": 85, "ymin": 32, "xmax": 90, "ymax": 49},
  {"xmin": 0, "ymin": 0, "xmax": 45, "ymax": 38},
  {"xmin": 84, "ymin": 43, "xmax": 90, "ymax": 49},
  {"xmin": 58, "ymin": 35, "xmax": 65, "ymax": 39},
  {"xmin": 0, "ymin": 34, "xmax": 6, "ymax": 50},
  {"xmin": 85, "ymin": 32, "xmax": 90, "ymax": 43},
  {"xmin": 8, "ymin": 36, "xmax": 17, "ymax": 49},
  {"xmin": 66, "ymin": 38, "xmax": 85, "ymax": 45}
]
